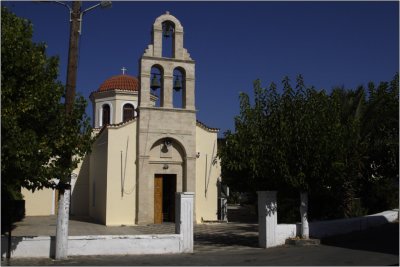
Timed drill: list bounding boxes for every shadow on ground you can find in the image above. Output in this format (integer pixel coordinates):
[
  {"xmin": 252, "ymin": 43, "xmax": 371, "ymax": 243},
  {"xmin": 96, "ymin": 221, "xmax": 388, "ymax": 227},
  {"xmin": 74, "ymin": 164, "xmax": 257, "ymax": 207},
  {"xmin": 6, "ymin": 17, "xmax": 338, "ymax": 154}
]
[
  {"xmin": 194, "ymin": 205, "xmax": 259, "ymax": 248},
  {"xmin": 321, "ymin": 221, "xmax": 399, "ymax": 255},
  {"xmin": 194, "ymin": 231, "xmax": 259, "ymax": 248}
]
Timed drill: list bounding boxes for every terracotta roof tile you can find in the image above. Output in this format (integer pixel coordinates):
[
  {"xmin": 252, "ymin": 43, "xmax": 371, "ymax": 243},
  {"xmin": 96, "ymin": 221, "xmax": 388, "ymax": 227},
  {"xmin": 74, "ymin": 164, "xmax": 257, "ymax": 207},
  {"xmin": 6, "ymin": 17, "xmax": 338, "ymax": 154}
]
[{"xmin": 98, "ymin": 74, "xmax": 139, "ymax": 92}]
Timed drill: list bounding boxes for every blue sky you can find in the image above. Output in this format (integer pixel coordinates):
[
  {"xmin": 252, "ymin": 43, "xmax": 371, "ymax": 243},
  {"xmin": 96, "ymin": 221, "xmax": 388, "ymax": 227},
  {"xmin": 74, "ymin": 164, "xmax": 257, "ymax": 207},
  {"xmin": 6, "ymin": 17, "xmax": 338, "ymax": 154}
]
[{"xmin": 3, "ymin": 1, "xmax": 399, "ymax": 136}]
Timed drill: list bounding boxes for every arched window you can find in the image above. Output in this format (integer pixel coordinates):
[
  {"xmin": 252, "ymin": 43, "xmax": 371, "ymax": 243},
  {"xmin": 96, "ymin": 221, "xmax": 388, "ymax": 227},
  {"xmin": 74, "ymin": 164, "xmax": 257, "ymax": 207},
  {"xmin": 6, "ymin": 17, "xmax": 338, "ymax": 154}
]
[
  {"xmin": 102, "ymin": 104, "xmax": 110, "ymax": 126},
  {"xmin": 123, "ymin": 103, "xmax": 135, "ymax": 122}
]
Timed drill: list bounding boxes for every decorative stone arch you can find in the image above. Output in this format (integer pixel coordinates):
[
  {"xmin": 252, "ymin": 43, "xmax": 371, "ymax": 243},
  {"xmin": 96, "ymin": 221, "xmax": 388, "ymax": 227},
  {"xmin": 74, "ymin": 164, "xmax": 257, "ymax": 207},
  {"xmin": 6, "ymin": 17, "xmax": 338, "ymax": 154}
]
[
  {"xmin": 99, "ymin": 101, "xmax": 113, "ymax": 127},
  {"xmin": 154, "ymin": 13, "xmax": 184, "ymax": 32},
  {"xmin": 151, "ymin": 12, "xmax": 186, "ymax": 59},
  {"xmin": 149, "ymin": 136, "xmax": 187, "ymax": 161},
  {"xmin": 147, "ymin": 136, "xmax": 189, "ymax": 223}
]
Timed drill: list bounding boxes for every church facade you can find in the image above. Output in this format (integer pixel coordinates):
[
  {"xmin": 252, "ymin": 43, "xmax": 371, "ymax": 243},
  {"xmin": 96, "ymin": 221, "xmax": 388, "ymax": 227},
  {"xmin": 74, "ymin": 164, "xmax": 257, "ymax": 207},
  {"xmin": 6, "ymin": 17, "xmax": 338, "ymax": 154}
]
[{"xmin": 22, "ymin": 12, "xmax": 221, "ymax": 225}]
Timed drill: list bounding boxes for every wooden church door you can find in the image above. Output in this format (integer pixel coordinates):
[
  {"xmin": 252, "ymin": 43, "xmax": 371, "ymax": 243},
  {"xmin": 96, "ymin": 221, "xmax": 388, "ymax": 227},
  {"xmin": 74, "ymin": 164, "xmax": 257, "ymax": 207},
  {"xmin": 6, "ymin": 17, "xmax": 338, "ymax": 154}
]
[{"xmin": 154, "ymin": 175, "xmax": 163, "ymax": 224}]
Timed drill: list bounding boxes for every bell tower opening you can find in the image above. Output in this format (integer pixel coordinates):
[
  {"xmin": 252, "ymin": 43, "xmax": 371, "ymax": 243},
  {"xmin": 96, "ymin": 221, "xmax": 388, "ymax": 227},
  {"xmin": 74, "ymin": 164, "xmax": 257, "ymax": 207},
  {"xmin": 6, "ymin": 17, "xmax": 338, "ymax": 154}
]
[
  {"xmin": 150, "ymin": 65, "xmax": 163, "ymax": 107},
  {"xmin": 173, "ymin": 67, "xmax": 185, "ymax": 108},
  {"xmin": 162, "ymin": 21, "xmax": 175, "ymax": 58}
]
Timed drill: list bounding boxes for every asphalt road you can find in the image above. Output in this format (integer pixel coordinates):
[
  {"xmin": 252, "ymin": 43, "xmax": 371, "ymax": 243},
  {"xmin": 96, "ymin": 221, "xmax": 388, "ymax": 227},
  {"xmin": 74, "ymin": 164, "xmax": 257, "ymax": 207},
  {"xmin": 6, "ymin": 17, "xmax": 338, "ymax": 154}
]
[{"xmin": 3, "ymin": 222, "xmax": 398, "ymax": 266}]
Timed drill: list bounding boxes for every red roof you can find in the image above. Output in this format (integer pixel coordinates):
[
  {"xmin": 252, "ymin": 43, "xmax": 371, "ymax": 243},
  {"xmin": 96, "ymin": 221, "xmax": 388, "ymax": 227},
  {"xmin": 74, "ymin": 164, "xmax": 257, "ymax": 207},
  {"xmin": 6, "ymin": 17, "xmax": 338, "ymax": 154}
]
[{"xmin": 98, "ymin": 74, "xmax": 139, "ymax": 92}]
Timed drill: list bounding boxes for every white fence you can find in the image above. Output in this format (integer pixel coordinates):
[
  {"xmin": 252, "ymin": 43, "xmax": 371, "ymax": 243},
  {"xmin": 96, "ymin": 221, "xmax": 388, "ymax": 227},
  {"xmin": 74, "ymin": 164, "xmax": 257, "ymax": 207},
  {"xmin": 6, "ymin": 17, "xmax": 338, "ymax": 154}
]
[
  {"xmin": 257, "ymin": 191, "xmax": 399, "ymax": 247},
  {"xmin": 309, "ymin": 210, "xmax": 399, "ymax": 238},
  {"xmin": 1, "ymin": 192, "xmax": 194, "ymax": 258}
]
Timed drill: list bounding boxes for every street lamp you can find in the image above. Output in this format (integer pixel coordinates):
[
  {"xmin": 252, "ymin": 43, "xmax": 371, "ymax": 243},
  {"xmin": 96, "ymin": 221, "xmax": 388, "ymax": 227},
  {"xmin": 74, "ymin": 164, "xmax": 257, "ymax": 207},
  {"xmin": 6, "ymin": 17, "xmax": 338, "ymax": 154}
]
[
  {"xmin": 78, "ymin": 1, "xmax": 112, "ymax": 34},
  {"xmin": 39, "ymin": 1, "xmax": 112, "ymax": 34}
]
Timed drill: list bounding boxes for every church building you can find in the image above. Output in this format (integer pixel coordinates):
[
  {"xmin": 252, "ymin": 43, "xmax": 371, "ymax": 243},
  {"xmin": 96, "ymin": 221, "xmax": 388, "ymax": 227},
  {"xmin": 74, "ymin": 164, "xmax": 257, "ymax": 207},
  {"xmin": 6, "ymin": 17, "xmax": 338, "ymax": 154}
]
[{"xmin": 22, "ymin": 12, "xmax": 221, "ymax": 225}]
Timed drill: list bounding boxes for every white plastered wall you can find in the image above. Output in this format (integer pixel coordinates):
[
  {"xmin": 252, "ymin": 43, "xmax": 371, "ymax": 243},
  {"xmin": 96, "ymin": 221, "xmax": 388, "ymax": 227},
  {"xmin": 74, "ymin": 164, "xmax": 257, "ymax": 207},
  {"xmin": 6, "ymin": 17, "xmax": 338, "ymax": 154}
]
[
  {"xmin": 105, "ymin": 121, "xmax": 137, "ymax": 226},
  {"xmin": 93, "ymin": 92, "xmax": 138, "ymax": 128},
  {"xmin": 70, "ymin": 154, "xmax": 90, "ymax": 216},
  {"xmin": 89, "ymin": 130, "xmax": 109, "ymax": 224},
  {"xmin": 195, "ymin": 126, "xmax": 220, "ymax": 222},
  {"xmin": 22, "ymin": 187, "xmax": 54, "ymax": 216}
]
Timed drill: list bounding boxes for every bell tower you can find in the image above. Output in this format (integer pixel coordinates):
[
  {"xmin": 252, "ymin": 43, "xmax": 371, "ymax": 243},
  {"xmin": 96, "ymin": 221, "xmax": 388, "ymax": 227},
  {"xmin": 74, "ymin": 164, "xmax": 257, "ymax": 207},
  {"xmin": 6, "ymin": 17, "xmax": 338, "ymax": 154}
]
[{"xmin": 136, "ymin": 12, "xmax": 196, "ymax": 224}]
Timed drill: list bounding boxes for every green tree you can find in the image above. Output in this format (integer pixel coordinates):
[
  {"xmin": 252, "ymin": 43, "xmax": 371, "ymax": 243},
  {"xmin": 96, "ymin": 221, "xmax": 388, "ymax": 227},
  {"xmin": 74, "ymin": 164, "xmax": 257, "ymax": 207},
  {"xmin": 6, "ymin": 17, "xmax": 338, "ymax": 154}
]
[
  {"xmin": 220, "ymin": 74, "xmax": 399, "ymax": 221},
  {"xmin": 1, "ymin": 7, "xmax": 93, "ymax": 224},
  {"xmin": 359, "ymin": 74, "xmax": 399, "ymax": 213}
]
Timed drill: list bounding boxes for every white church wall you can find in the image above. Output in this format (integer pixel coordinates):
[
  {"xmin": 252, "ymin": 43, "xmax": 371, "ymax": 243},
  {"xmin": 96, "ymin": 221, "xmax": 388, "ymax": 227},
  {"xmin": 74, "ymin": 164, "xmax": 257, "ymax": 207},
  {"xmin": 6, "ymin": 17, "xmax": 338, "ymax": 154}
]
[
  {"xmin": 22, "ymin": 187, "xmax": 54, "ymax": 216},
  {"xmin": 70, "ymin": 154, "xmax": 90, "ymax": 216},
  {"xmin": 93, "ymin": 91, "xmax": 138, "ymax": 128},
  {"xmin": 89, "ymin": 130, "xmax": 109, "ymax": 224},
  {"xmin": 105, "ymin": 121, "xmax": 137, "ymax": 226},
  {"xmin": 195, "ymin": 126, "xmax": 220, "ymax": 222}
]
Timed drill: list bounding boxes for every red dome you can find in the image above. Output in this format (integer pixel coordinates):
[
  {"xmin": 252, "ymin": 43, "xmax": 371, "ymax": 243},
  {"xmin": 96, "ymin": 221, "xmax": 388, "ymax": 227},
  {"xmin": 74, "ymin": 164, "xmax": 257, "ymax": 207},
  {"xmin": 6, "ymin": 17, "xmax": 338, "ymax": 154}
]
[{"xmin": 98, "ymin": 74, "xmax": 139, "ymax": 92}]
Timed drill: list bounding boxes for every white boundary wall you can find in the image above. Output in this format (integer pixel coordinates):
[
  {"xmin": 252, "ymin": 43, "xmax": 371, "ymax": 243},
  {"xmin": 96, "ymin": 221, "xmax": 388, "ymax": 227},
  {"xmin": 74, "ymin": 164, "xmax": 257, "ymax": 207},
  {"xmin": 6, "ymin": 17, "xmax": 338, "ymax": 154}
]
[
  {"xmin": 309, "ymin": 209, "xmax": 399, "ymax": 238},
  {"xmin": 1, "ymin": 234, "xmax": 181, "ymax": 258},
  {"xmin": 2, "ymin": 193, "xmax": 194, "ymax": 258},
  {"xmin": 276, "ymin": 224, "xmax": 298, "ymax": 246},
  {"xmin": 258, "ymin": 191, "xmax": 399, "ymax": 248},
  {"xmin": 269, "ymin": 210, "xmax": 398, "ymax": 247}
]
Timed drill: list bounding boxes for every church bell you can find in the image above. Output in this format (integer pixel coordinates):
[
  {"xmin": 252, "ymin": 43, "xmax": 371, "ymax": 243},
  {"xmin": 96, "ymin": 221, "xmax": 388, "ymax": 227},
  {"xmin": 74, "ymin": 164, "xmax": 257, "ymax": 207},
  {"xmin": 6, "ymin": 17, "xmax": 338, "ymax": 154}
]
[
  {"xmin": 173, "ymin": 77, "xmax": 182, "ymax": 91},
  {"xmin": 150, "ymin": 75, "xmax": 161, "ymax": 90},
  {"xmin": 163, "ymin": 23, "xmax": 173, "ymax": 38}
]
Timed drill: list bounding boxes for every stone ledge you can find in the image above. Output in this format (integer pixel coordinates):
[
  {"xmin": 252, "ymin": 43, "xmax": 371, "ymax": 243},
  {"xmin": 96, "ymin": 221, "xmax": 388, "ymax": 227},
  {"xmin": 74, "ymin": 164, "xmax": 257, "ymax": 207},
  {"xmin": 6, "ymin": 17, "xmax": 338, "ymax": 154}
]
[{"xmin": 285, "ymin": 238, "xmax": 320, "ymax": 246}]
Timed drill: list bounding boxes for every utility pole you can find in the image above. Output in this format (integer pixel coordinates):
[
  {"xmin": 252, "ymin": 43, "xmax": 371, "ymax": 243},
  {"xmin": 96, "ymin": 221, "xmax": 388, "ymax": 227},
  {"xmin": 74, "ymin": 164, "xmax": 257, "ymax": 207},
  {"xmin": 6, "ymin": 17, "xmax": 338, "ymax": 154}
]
[
  {"xmin": 55, "ymin": 0, "xmax": 81, "ymax": 260},
  {"xmin": 64, "ymin": 1, "xmax": 81, "ymax": 115},
  {"xmin": 37, "ymin": 0, "xmax": 111, "ymax": 259}
]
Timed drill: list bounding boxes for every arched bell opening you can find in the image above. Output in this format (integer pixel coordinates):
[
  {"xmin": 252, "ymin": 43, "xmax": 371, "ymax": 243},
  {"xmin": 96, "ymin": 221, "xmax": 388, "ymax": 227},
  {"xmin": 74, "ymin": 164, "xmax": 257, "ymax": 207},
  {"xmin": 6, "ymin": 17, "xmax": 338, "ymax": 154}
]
[
  {"xmin": 172, "ymin": 67, "xmax": 186, "ymax": 109},
  {"xmin": 161, "ymin": 20, "xmax": 175, "ymax": 58},
  {"xmin": 150, "ymin": 65, "xmax": 164, "ymax": 107}
]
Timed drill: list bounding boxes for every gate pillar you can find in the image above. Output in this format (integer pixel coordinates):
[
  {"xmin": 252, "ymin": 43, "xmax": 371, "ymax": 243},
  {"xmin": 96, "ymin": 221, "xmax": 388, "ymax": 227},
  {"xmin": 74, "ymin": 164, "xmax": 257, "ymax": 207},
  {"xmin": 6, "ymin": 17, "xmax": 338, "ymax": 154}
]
[
  {"xmin": 257, "ymin": 191, "xmax": 277, "ymax": 248},
  {"xmin": 175, "ymin": 192, "xmax": 194, "ymax": 252}
]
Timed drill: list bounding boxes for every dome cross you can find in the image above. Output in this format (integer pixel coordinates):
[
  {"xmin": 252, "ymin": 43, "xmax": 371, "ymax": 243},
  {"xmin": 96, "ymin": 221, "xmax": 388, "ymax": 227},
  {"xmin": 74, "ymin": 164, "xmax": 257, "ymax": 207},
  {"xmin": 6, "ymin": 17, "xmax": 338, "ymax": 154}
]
[{"xmin": 121, "ymin": 67, "xmax": 127, "ymax": 75}]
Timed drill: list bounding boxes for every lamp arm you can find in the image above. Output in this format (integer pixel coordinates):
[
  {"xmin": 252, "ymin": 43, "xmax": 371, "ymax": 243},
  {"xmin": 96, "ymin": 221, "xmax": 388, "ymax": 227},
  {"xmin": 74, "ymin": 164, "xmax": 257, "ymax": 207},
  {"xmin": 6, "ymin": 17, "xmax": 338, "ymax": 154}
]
[
  {"xmin": 81, "ymin": 3, "xmax": 101, "ymax": 14},
  {"xmin": 36, "ymin": 1, "xmax": 72, "ymax": 21}
]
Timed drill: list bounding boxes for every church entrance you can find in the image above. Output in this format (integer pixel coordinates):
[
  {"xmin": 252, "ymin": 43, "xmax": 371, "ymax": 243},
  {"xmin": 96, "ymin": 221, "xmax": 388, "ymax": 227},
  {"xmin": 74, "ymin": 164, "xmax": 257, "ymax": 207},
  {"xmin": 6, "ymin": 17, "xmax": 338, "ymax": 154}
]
[{"xmin": 154, "ymin": 174, "xmax": 176, "ymax": 224}]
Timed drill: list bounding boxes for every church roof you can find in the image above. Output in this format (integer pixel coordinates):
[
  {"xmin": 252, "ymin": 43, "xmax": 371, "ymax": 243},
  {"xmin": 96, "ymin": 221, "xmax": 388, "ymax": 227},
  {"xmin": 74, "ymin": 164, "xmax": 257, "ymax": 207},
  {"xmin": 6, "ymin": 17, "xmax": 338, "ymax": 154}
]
[
  {"xmin": 94, "ymin": 118, "xmax": 137, "ymax": 136},
  {"xmin": 196, "ymin": 120, "xmax": 219, "ymax": 133},
  {"xmin": 98, "ymin": 74, "xmax": 139, "ymax": 92}
]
